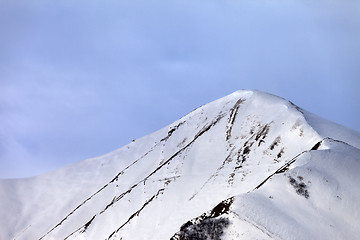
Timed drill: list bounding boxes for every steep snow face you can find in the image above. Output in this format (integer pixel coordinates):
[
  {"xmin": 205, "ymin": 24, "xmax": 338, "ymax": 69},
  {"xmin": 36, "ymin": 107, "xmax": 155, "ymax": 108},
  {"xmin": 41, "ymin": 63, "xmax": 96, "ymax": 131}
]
[
  {"xmin": 221, "ymin": 139, "xmax": 360, "ymax": 240},
  {"xmin": 0, "ymin": 90, "xmax": 359, "ymax": 240}
]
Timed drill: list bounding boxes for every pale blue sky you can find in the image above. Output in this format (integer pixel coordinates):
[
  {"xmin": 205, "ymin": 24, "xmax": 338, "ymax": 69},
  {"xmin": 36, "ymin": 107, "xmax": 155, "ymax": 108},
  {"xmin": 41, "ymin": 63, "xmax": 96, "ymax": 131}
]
[{"xmin": 1, "ymin": 0, "xmax": 359, "ymax": 178}]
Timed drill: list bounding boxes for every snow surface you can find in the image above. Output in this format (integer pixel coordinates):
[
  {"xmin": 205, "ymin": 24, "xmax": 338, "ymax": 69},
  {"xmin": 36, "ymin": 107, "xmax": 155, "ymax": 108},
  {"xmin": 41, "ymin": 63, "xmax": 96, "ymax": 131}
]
[
  {"xmin": 0, "ymin": 90, "xmax": 359, "ymax": 240},
  {"xmin": 227, "ymin": 139, "xmax": 360, "ymax": 240}
]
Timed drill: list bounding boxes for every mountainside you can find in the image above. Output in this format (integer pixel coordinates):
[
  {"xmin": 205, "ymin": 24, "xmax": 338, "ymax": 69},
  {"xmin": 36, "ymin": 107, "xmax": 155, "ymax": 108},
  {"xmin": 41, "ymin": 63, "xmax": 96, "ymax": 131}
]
[{"xmin": 1, "ymin": 90, "xmax": 359, "ymax": 240}]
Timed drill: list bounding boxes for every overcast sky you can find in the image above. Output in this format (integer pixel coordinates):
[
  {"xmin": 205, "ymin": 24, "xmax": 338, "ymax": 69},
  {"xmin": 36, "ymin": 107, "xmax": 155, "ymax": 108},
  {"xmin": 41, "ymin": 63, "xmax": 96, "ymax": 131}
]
[{"xmin": 1, "ymin": 0, "xmax": 359, "ymax": 179}]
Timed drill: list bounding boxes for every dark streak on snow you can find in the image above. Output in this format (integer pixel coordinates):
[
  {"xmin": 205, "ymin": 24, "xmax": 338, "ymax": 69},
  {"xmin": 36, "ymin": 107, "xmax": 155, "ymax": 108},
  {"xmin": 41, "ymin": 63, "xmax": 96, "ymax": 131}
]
[
  {"xmin": 227, "ymin": 122, "xmax": 273, "ymax": 185},
  {"xmin": 106, "ymin": 188, "xmax": 165, "ymax": 240},
  {"xmin": 236, "ymin": 140, "xmax": 251, "ymax": 165},
  {"xmin": 277, "ymin": 147, "xmax": 285, "ymax": 159},
  {"xmin": 269, "ymin": 137, "xmax": 281, "ymax": 150},
  {"xmin": 81, "ymin": 216, "xmax": 95, "ymax": 233},
  {"xmin": 161, "ymin": 121, "xmax": 186, "ymax": 142},
  {"xmin": 100, "ymin": 197, "xmax": 116, "ymax": 214},
  {"xmin": 255, "ymin": 124, "xmax": 270, "ymax": 142},
  {"xmin": 289, "ymin": 101, "xmax": 304, "ymax": 113},
  {"xmin": 52, "ymin": 113, "xmax": 226, "ymax": 240},
  {"xmin": 226, "ymin": 98, "xmax": 245, "ymax": 141},
  {"xmin": 155, "ymin": 176, "xmax": 181, "ymax": 186},
  {"xmin": 38, "ymin": 144, "xmax": 159, "ymax": 240},
  {"xmin": 254, "ymin": 140, "xmax": 323, "ymax": 190},
  {"xmin": 64, "ymin": 215, "xmax": 96, "ymax": 240},
  {"xmin": 236, "ymin": 123, "xmax": 271, "ymax": 165},
  {"xmin": 134, "ymin": 114, "xmax": 226, "ymax": 202}
]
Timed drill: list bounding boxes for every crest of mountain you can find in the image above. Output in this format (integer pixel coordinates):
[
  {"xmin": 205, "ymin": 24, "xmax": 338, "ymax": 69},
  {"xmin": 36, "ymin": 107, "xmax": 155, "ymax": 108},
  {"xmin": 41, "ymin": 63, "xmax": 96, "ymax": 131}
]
[{"xmin": 0, "ymin": 90, "xmax": 359, "ymax": 240}]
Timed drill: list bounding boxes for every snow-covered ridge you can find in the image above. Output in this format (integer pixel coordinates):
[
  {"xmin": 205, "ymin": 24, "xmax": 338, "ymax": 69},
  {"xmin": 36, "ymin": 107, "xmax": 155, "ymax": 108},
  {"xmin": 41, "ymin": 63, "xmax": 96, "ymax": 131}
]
[{"xmin": 0, "ymin": 90, "xmax": 359, "ymax": 240}]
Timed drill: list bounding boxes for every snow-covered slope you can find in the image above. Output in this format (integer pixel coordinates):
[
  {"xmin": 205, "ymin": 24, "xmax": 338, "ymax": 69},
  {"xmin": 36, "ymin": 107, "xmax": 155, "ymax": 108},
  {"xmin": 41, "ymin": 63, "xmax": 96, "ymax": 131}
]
[{"xmin": 0, "ymin": 90, "xmax": 359, "ymax": 240}]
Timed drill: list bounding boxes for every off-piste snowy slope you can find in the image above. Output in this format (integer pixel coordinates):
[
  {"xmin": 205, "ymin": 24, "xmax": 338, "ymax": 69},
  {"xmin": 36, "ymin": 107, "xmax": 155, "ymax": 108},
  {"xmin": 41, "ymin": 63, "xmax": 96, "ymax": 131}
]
[{"xmin": 0, "ymin": 90, "xmax": 359, "ymax": 240}]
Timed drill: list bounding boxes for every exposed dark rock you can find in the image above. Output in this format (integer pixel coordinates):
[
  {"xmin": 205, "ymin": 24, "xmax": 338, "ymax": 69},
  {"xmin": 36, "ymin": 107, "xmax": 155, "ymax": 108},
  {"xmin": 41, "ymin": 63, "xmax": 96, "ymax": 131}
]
[
  {"xmin": 289, "ymin": 176, "xmax": 309, "ymax": 199},
  {"xmin": 172, "ymin": 198, "xmax": 233, "ymax": 240},
  {"xmin": 175, "ymin": 218, "xmax": 230, "ymax": 240},
  {"xmin": 311, "ymin": 141, "xmax": 322, "ymax": 150}
]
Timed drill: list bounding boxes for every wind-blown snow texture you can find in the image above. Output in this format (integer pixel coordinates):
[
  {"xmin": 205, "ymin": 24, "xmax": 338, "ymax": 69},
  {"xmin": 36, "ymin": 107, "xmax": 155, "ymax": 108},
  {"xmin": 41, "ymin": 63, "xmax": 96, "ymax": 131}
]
[{"xmin": 1, "ymin": 90, "xmax": 359, "ymax": 240}]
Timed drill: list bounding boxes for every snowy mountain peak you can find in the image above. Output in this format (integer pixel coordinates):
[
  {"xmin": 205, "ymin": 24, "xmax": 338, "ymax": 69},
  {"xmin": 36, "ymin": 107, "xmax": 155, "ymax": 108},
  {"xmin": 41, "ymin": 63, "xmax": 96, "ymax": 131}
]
[{"xmin": 0, "ymin": 90, "xmax": 359, "ymax": 240}]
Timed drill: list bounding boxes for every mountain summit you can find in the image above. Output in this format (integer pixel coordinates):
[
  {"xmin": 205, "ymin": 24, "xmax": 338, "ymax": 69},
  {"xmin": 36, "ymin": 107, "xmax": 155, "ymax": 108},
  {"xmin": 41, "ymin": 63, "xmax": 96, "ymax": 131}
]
[{"xmin": 1, "ymin": 90, "xmax": 359, "ymax": 240}]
